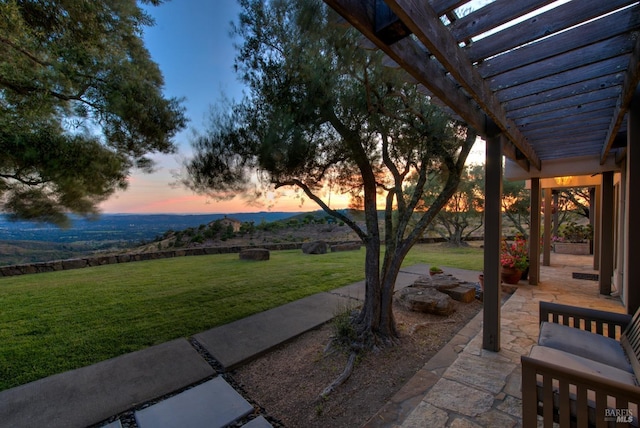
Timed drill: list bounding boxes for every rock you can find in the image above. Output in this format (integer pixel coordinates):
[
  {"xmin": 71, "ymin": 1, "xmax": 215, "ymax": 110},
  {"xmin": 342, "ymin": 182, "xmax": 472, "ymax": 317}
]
[
  {"xmin": 301, "ymin": 241, "xmax": 329, "ymax": 254},
  {"xmin": 431, "ymin": 276, "xmax": 460, "ymax": 291},
  {"xmin": 412, "ymin": 275, "xmax": 433, "ymax": 288},
  {"xmin": 441, "ymin": 286, "xmax": 476, "ymax": 303},
  {"xmin": 413, "ymin": 275, "xmax": 460, "ymax": 292},
  {"xmin": 239, "ymin": 248, "xmax": 270, "ymax": 261},
  {"xmin": 397, "ymin": 287, "xmax": 455, "ymax": 315}
]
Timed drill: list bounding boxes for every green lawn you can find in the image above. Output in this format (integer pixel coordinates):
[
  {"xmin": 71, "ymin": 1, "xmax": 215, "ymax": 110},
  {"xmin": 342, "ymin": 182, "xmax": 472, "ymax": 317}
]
[{"xmin": 0, "ymin": 243, "xmax": 482, "ymax": 390}]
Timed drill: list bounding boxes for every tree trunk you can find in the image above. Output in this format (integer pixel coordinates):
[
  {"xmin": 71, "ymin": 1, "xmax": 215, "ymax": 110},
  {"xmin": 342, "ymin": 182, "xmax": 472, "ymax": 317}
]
[
  {"xmin": 355, "ymin": 235, "xmax": 402, "ymax": 345},
  {"xmin": 451, "ymin": 227, "xmax": 464, "ymax": 246}
]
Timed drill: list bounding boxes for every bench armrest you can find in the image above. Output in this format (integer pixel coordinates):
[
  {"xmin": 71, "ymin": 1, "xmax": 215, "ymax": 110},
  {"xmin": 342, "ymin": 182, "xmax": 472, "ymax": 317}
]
[
  {"xmin": 521, "ymin": 355, "xmax": 640, "ymax": 428},
  {"xmin": 540, "ymin": 301, "xmax": 632, "ymax": 338}
]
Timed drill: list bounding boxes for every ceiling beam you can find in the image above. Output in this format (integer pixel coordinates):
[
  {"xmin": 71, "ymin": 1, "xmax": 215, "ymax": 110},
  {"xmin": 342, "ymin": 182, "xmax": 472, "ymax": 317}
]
[
  {"xmin": 466, "ymin": 0, "xmax": 637, "ymax": 63},
  {"xmin": 324, "ymin": 1, "xmax": 486, "ymax": 131},
  {"xmin": 384, "ymin": 0, "xmax": 541, "ymax": 170},
  {"xmin": 448, "ymin": 0, "xmax": 556, "ymax": 43},
  {"xmin": 601, "ymin": 34, "xmax": 640, "ymax": 164}
]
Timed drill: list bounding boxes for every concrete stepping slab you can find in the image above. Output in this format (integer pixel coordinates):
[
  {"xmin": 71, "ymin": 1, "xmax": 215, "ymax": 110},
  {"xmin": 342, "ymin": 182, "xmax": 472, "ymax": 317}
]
[
  {"xmin": 135, "ymin": 377, "xmax": 253, "ymax": 428},
  {"xmin": 195, "ymin": 292, "xmax": 353, "ymax": 369},
  {"xmin": 0, "ymin": 338, "xmax": 214, "ymax": 428},
  {"xmin": 242, "ymin": 415, "xmax": 274, "ymax": 428},
  {"xmin": 101, "ymin": 421, "xmax": 123, "ymax": 428}
]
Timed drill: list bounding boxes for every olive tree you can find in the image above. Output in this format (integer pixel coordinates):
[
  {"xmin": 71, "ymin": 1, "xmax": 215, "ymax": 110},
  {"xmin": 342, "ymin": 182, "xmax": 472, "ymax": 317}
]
[{"xmin": 185, "ymin": 0, "xmax": 476, "ymax": 350}]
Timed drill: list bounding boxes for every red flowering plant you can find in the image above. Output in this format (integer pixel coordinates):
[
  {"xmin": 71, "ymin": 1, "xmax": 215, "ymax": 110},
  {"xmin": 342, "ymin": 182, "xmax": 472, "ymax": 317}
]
[{"xmin": 501, "ymin": 234, "xmax": 529, "ymax": 271}]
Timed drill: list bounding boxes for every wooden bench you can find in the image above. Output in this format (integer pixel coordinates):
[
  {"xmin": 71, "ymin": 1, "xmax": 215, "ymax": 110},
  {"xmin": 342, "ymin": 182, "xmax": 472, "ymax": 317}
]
[{"xmin": 522, "ymin": 301, "xmax": 640, "ymax": 427}]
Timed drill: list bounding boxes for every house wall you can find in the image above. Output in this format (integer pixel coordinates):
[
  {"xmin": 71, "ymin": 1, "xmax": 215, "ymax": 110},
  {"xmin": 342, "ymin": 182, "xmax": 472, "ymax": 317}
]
[
  {"xmin": 614, "ymin": 170, "xmax": 625, "ymax": 300},
  {"xmin": 623, "ymin": 92, "xmax": 640, "ymax": 314}
]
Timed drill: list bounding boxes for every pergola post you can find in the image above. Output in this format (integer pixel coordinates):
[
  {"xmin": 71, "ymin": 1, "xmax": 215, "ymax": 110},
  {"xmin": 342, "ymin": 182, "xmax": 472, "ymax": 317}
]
[
  {"xmin": 626, "ymin": 90, "xmax": 640, "ymax": 314},
  {"xmin": 552, "ymin": 191, "xmax": 559, "ymax": 238},
  {"xmin": 593, "ymin": 186, "xmax": 601, "ymax": 270},
  {"xmin": 600, "ymin": 172, "xmax": 614, "ymax": 295},
  {"xmin": 543, "ymin": 188, "xmax": 552, "ymax": 267},
  {"xmin": 529, "ymin": 178, "xmax": 541, "ymax": 285},
  {"xmin": 483, "ymin": 125, "xmax": 502, "ymax": 352}
]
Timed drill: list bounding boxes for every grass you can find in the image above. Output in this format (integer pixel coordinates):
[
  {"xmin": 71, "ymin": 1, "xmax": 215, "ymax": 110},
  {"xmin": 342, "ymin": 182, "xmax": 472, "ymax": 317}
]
[{"xmin": 0, "ymin": 243, "xmax": 482, "ymax": 390}]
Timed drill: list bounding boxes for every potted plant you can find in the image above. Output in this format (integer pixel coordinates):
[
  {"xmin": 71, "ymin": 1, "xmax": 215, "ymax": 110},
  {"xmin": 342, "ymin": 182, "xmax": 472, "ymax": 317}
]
[
  {"xmin": 500, "ymin": 235, "xmax": 529, "ymax": 284},
  {"xmin": 429, "ymin": 265, "xmax": 443, "ymax": 276}
]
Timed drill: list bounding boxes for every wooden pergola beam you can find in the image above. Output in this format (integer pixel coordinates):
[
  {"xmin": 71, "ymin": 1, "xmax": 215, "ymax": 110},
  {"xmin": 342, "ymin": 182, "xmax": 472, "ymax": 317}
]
[
  {"xmin": 601, "ymin": 35, "xmax": 640, "ymax": 164},
  {"xmin": 324, "ymin": 0, "xmax": 486, "ymax": 134},
  {"xmin": 466, "ymin": 0, "xmax": 637, "ymax": 64},
  {"xmin": 384, "ymin": 0, "xmax": 541, "ymax": 170}
]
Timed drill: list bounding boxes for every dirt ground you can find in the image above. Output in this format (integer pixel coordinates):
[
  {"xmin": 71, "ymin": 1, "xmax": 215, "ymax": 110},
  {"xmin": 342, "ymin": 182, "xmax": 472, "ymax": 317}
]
[{"xmin": 232, "ymin": 298, "xmax": 482, "ymax": 428}]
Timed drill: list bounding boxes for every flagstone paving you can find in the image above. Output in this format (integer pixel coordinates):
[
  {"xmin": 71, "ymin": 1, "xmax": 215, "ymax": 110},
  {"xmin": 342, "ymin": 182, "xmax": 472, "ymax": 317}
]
[{"xmin": 364, "ymin": 253, "xmax": 626, "ymax": 427}]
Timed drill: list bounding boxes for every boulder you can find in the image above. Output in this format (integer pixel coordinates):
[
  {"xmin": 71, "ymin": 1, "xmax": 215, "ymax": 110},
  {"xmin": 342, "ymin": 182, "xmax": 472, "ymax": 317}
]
[
  {"xmin": 412, "ymin": 275, "xmax": 433, "ymax": 288},
  {"xmin": 430, "ymin": 276, "xmax": 460, "ymax": 291},
  {"xmin": 441, "ymin": 286, "xmax": 476, "ymax": 303},
  {"xmin": 302, "ymin": 241, "xmax": 328, "ymax": 255},
  {"xmin": 396, "ymin": 287, "xmax": 455, "ymax": 316},
  {"xmin": 412, "ymin": 274, "xmax": 460, "ymax": 291},
  {"xmin": 239, "ymin": 248, "xmax": 270, "ymax": 261}
]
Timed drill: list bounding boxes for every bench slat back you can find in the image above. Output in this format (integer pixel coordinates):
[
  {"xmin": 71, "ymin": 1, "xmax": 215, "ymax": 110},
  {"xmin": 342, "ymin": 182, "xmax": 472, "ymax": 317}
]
[{"xmin": 621, "ymin": 308, "xmax": 640, "ymax": 382}]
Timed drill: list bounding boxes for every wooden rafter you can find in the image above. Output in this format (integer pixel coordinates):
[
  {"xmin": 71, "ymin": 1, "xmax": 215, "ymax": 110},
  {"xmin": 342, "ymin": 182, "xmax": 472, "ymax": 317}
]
[
  {"xmin": 601, "ymin": 34, "xmax": 640, "ymax": 163},
  {"xmin": 385, "ymin": 0, "xmax": 541, "ymax": 170},
  {"xmin": 325, "ymin": 0, "xmax": 486, "ymax": 133},
  {"xmin": 466, "ymin": 0, "xmax": 637, "ymax": 63},
  {"xmin": 325, "ymin": 0, "xmax": 639, "ymax": 168}
]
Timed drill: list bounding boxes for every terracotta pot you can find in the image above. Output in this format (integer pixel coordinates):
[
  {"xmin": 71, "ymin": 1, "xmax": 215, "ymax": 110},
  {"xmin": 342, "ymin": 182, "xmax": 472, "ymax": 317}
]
[{"xmin": 501, "ymin": 267, "xmax": 522, "ymax": 285}]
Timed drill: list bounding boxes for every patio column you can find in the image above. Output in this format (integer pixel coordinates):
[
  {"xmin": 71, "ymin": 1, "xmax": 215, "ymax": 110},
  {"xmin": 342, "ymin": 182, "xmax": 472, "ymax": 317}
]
[
  {"xmin": 483, "ymin": 124, "xmax": 502, "ymax": 352},
  {"xmin": 552, "ymin": 191, "xmax": 559, "ymax": 238},
  {"xmin": 600, "ymin": 172, "xmax": 614, "ymax": 295},
  {"xmin": 593, "ymin": 186, "xmax": 601, "ymax": 270},
  {"xmin": 626, "ymin": 90, "xmax": 640, "ymax": 314},
  {"xmin": 543, "ymin": 188, "xmax": 552, "ymax": 266},
  {"xmin": 529, "ymin": 178, "xmax": 541, "ymax": 285}
]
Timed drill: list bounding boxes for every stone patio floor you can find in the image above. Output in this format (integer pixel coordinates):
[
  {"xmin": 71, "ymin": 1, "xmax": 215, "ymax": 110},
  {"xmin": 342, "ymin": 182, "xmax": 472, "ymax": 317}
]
[{"xmin": 365, "ymin": 253, "xmax": 626, "ymax": 427}]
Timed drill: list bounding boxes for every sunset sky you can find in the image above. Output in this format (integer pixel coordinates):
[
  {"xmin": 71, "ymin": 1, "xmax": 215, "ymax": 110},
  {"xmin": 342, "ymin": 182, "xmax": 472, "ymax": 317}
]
[{"xmin": 99, "ymin": 0, "xmax": 487, "ymax": 215}]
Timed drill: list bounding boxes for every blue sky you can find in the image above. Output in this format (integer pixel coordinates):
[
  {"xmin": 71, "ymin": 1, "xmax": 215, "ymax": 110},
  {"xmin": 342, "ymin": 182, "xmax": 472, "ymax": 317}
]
[
  {"xmin": 100, "ymin": 0, "xmax": 486, "ymax": 214},
  {"xmin": 101, "ymin": 0, "xmax": 258, "ymax": 213}
]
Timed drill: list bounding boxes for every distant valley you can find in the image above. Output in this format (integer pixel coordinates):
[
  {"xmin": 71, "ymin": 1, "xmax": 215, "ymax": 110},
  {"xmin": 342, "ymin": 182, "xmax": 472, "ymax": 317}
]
[{"xmin": 0, "ymin": 212, "xmax": 307, "ymax": 266}]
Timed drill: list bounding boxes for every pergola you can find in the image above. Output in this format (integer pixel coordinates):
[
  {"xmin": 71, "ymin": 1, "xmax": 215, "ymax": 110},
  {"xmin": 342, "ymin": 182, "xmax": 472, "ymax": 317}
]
[{"xmin": 323, "ymin": 0, "xmax": 640, "ymax": 351}]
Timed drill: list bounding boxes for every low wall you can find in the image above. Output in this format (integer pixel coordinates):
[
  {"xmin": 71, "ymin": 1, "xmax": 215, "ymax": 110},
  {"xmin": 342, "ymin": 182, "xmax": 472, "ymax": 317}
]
[
  {"xmin": 0, "ymin": 241, "xmax": 359, "ymax": 277},
  {"xmin": 0, "ymin": 236, "xmax": 485, "ymax": 278},
  {"xmin": 554, "ymin": 242, "xmax": 591, "ymax": 255}
]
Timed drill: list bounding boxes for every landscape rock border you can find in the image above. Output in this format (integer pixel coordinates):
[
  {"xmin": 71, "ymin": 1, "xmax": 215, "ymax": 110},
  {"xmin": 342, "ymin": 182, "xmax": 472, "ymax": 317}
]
[{"xmin": 0, "ymin": 241, "xmax": 363, "ymax": 277}]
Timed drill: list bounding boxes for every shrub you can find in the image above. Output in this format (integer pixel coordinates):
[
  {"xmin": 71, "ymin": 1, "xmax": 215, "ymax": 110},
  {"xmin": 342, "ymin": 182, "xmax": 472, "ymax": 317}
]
[{"xmin": 558, "ymin": 221, "xmax": 593, "ymax": 243}]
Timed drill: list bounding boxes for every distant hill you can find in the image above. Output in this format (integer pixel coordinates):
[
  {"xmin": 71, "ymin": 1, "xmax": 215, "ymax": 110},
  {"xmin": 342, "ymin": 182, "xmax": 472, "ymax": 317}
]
[
  {"xmin": 0, "ymin": 212, "xmax": 304, "ymax": 266},
  {"xmin": 0, "ymin": 212, "xmax": 305, "ymax": 244},
  {"xmin": 0, "ymin": 210, "xmax": 365, "ymax": 266}
]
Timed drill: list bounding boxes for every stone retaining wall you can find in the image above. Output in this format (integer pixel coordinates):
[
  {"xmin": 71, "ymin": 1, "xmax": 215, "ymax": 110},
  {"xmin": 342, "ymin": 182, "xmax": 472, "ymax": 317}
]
[
  {"xmin": 0, "ymin": 236, "xmax": 485, "ymax": 278},
  {"xmin": 0, "ymin": 241, "xmax": 357, "ymax": 277}
]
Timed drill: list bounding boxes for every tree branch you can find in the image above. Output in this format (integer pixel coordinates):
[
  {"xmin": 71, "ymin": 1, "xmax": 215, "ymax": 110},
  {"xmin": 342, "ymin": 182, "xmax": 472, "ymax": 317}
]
[
  {"xmin": 0, "ymin": 36, "xmax": 52, "ymax": 68},
  {"xmin": 0, "ymin": 172, "xmax": 47, "ymax": 186},
  {"xmin": 275, "ymin": 178, "xmax": 367, "ymax": 241}
]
